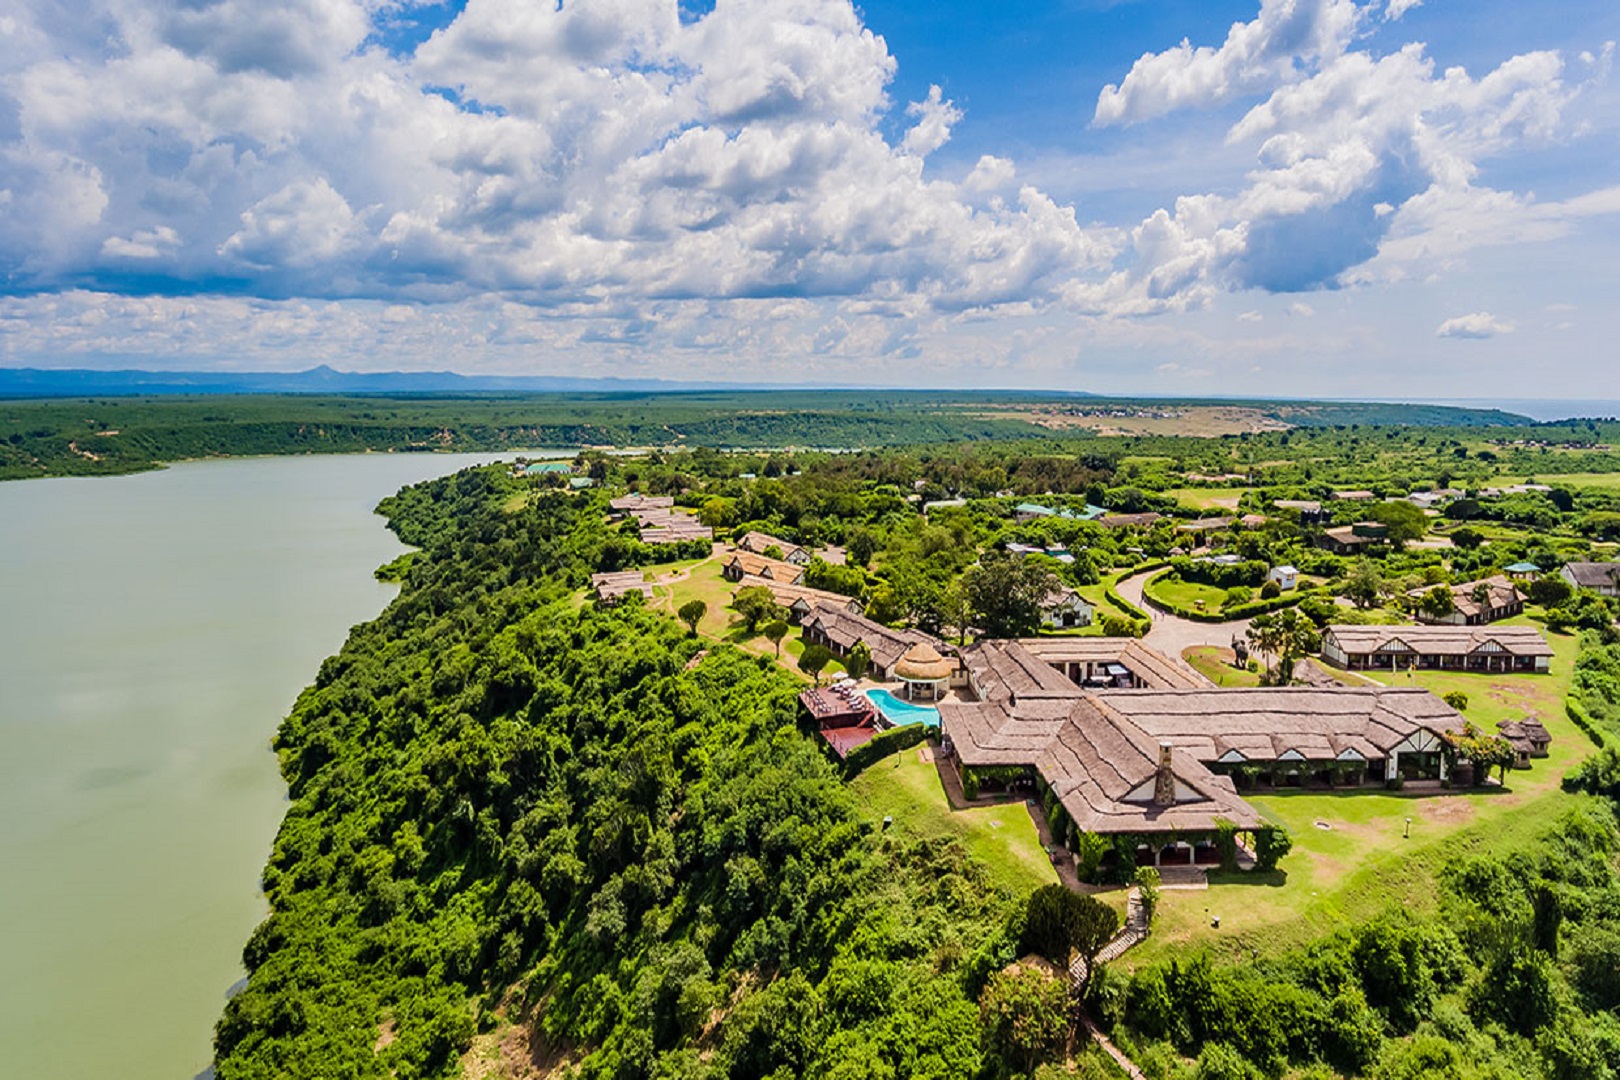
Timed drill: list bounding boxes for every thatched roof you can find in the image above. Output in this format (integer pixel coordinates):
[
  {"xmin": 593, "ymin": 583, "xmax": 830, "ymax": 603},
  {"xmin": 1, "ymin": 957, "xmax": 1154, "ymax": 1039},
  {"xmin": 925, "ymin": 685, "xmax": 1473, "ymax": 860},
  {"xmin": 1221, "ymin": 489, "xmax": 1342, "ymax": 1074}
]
[
  {"xmin": 1324, "ymin": 624, "xmax": 1554, "ymax": 659},
  {"xmin": 1405, "ymin": 575, "xmax": 1522, "ymax": 619},
  {"xmin": 895, "ymin": 642, "xmax": 954, "ymax": 682},
  {"xmin": 1564, "ymin": 561, "xmax": 1620, "ymax": 590}
]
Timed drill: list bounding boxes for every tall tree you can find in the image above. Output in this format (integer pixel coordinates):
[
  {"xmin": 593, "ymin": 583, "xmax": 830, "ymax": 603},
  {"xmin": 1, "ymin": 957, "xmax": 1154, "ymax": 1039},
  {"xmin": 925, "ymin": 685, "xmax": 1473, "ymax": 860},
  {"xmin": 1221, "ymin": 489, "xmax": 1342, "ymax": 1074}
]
[
  {"xmin": 961, "ymin": 551, "xmax": 1059, "ymax": 639},
  {"xmin": 677, "ymin": 599, "xmax": 707, "ymax": 635},
  {"xmin": 761, "ymin": 619, "xmax": 789, "ymax": 658}
]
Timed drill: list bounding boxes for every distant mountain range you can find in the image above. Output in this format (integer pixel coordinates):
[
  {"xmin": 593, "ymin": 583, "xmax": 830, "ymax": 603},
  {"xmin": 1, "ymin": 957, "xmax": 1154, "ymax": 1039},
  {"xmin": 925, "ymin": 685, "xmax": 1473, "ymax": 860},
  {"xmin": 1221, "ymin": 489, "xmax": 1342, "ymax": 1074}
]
[{"xmin": 0, "ymin": 365, "xmax": 774, "ymax": 397}]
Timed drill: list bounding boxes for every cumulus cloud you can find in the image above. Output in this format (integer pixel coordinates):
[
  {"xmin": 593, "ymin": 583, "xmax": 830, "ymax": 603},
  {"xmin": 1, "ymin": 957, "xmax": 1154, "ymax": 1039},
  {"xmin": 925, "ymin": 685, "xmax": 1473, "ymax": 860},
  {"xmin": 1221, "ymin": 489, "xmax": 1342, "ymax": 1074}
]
[
  {"xmin": 1383, "ymin": 0, "xmax": 1421, "ymax": 20},
  {"xmin": 1436, "ymin": 312, "xmax": 1514, "ymax": 339},
  {"xmin": 1094, "ymin": 0, "xmax": 1360, "ymax": 126},
  {"xmin": 0, "ymin": 0, "xmax": 1114, "ymax": 312},
  {"xmin": 1096, "ymin": 30, "xmax": 1595, "ymax": 306},
  {"xmin": 0, "ymin": 0, "xmax": 1613, "ymax": 374}
]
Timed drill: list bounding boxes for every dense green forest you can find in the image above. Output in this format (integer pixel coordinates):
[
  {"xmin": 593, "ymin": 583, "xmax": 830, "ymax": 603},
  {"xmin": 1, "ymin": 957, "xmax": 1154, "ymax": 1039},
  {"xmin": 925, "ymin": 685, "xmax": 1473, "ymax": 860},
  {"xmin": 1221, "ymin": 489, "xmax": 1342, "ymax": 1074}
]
[
  {"xmin": 215, "ymin": 467, "xmax": 1046, "ymax": 1079},
  {"xmin": 216, "ymin": 460, "xmax": 1620, "ymax": 1079},
  {"xmin": 0, "ymin": 390, "xmax": 1549, "ymax": 481}
]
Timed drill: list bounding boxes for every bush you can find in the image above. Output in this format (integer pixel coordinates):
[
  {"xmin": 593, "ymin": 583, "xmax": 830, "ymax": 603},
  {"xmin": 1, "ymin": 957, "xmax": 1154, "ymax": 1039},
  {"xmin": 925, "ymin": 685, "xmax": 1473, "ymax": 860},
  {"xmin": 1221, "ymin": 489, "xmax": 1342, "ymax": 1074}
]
[
  {"xmin": 1194, "ymin": 1042, "xmax": 1261, "ymax": 1080},
  {"xmin": 1260, "ymin": 579, "xmax": 1282, "ymax": 599},
  {"xmin": 1253, "ymin": 826, "xmax": 1292, "ymax": 872},
  {"xmin": 1443, "ymin": 690, "xmax": 1468, "ymax": 711}
]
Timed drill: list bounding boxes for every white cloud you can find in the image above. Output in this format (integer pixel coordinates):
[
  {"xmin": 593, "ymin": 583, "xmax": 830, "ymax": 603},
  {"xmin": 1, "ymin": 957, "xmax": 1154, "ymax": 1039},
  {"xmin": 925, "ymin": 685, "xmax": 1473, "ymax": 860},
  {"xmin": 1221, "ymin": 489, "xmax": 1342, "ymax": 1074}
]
[
  {"xmin": 102, "ymin": 225, "xmax": 181, "ymax": 259},
  {"xmin": 901, "ymin": 85, "xmax": 961, "ymax": 157},
  {"xmin": 0, "ymin": 0, "xmax": 1613, "ymax": 385},
  {"xmin": 1094, "ymin": 0, "xmax": 1360, "ymax": 126},
  {"xmin": 1383, "ymin": 0, "xmax": 1421, "ymax": 21},
  {"xmin": 963, "ymin": 154, "xmax": 1016, "ymax": 192},
  {"xmin": 1238, "ymin": 309, "xmax": 1263, "ymax": 321},
  {"xmin": 1436, "ymin": 311, "xmax": 1514, "ymax": 339},
  {"xmin": 0, "ymin": 0, "xmax": 1115, "ymax": 314}
]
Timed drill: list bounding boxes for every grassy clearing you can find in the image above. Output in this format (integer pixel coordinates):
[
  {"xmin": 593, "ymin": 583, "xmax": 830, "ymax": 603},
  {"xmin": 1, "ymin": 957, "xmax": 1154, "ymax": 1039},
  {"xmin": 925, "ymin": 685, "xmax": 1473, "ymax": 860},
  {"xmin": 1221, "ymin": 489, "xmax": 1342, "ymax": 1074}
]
[
  {"xmin": 1182, "ymin": 645, "xmax": 1262, "ymax": 688},
  {"xmin": 1126, "ymin": 617, "xmax": 1595, "ymax": 969},
  {"xmin": 851, "ymin": 749, "xmax": 1059, "ymax": 898},
  {"xmin": 1144, "ymin": 573, "xmax": 1235, "ymax": 614},
  {"xmin": 1162, "ymin": 487, "xmax": 1244, "ymax": 511},
  {"xmin": 1500, "ymin": 471, "xmax": 1620, "ymax": 489},
  {"xmin": 647, "ymin": 555, "xmax": 830, "ymax": 675}
]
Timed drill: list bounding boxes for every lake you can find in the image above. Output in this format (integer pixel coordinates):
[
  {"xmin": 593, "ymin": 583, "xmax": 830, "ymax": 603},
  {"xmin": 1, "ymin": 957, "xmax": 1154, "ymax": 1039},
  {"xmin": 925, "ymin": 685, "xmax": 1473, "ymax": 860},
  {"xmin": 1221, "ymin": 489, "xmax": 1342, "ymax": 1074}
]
[{"xmin": 0, "ymin": 452, "xmax": 550, "ymax": 1079}]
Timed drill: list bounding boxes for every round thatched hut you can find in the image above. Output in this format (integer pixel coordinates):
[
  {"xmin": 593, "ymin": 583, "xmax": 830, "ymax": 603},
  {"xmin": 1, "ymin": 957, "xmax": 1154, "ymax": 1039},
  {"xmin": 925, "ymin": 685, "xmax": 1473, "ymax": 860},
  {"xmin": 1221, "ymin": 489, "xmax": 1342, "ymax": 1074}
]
[{"xmin": 894, "ymin": 642, "xmax": 954, "ymax": 701}]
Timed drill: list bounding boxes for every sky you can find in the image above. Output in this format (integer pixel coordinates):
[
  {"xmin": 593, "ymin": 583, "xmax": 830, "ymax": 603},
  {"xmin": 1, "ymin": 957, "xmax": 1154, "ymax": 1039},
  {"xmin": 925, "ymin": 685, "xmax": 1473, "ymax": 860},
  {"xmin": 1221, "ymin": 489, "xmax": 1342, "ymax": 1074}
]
[{"xmin": 1, "ymin": 0, "xmax": 1617, "ymax": 397}]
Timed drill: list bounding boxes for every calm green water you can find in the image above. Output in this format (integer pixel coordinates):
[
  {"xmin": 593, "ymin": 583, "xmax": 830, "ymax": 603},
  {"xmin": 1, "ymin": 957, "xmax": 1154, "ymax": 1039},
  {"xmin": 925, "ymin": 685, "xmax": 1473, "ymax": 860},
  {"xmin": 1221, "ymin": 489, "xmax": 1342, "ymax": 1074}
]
[{"xmin": 0, "ymin": 452, "xmax": 533, "ymax": 1079}]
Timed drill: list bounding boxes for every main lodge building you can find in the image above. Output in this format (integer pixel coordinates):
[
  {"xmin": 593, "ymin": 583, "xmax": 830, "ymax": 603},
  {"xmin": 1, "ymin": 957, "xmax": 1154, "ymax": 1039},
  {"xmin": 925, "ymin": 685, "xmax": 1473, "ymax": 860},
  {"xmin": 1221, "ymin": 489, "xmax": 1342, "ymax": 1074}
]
[{"xmin": 937, "ymin": 637, "xmax": 1476, "ymax": 870}]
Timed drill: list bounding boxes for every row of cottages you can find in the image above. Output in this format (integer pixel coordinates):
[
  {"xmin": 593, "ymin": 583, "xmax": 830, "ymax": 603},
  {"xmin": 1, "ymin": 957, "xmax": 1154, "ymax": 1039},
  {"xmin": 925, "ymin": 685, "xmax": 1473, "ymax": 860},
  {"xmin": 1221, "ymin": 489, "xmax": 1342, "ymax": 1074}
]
[
  {"xmin": 1407, "ymin": 575, "xmax": 1525, "ymax": 625},
  {"xmin": 1097, "ymin": 512, "xmax": 1164, "ymax": 530},
  {"xmin": 589, "ymin": 571, "xmax": 655, "ymax": 606},
  {"xmin": 736, "ymin": 530, "xmax": 810, "ymax": 565},
  {"xmin": 722, "ymin": 550, "xmax": 805, "ymax": 585},
  {"xmin": 1561, "ymin": 561, "xmax": 1620, "ymax": 597},
  {"xmin": 1174, "ymin": 514, "xmax": 1268, "ymax": 535},
  {"xmin": 639, "ymin": 511, "xmax": 714, "ymax": 545},
  {"xmin": 939, "ymin": 639, "xmax": 1468, "ymax": 869},
  {"xmin": 731, "ymin": 576, "xmax": 862, "ymax": 624},
  {"xmin": 799, "ymin": 603, "xmax": 947, "ymax": 682},
  {"xmin": 1320, "ymin": 624, "xmax": 1554, "ymax": 674},
  {"xmin": 608, "ymin": 493, "xmax": 674, "ymax": 517}
]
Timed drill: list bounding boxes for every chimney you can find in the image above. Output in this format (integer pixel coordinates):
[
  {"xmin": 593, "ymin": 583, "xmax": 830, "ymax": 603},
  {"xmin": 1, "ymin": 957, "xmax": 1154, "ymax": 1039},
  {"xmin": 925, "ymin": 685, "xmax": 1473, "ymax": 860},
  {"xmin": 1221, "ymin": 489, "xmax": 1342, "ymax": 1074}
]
[{"xmin": 1153, "ymin": 742, "xmax": 1176, "ymax": 807}]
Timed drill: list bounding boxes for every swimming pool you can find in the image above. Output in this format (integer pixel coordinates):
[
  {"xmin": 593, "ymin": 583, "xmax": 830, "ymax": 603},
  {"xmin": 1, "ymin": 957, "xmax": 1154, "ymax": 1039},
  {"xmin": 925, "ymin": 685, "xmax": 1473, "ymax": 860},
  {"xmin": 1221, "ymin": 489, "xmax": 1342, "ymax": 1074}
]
[{"xmin": 864, "ymin": 688, "xmax": 941, "ymax": 728}]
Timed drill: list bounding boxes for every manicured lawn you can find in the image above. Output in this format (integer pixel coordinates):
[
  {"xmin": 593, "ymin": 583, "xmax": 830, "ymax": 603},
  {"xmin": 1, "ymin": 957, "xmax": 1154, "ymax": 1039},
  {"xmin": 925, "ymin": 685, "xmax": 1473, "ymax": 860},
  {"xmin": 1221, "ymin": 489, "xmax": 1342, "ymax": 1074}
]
[
  {"xmin": 1143, "ymin": 572, "xmax": 1237, "ymax": 615},
  {"xmin": 1162, "ymin": 487, "xmax": 1243, "ymax": 511},
  {"xmin": 1125, "ymin": 615, "xmax": 1597, "ymax": 969},
  {"xmin": 851, "ymin": 749, "xmax": 1060, "ymax": 898},
  {"xmin": 1182, "ymin": 645, "xmax": 1261, "ymax": 688}
]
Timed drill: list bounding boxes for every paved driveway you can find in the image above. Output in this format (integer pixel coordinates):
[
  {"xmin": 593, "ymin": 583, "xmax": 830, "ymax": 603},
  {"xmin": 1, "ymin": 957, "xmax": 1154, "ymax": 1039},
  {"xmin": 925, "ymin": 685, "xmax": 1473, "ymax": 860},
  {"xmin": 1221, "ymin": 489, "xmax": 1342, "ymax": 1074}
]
[{"xmin": 1115, "ymin": 568, "xmax": 1253, "ymax": 658}]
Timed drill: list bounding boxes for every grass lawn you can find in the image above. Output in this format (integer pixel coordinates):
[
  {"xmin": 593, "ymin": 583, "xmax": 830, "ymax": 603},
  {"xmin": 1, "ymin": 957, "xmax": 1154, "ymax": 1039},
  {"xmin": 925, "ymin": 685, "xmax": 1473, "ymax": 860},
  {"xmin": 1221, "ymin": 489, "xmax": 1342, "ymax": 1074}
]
[
  {"xmin": 1162, "ymin": 487, "xmax": 1243, "ymax": 511},
  {"xmin": 1143, "ymin": 572, "xmax": 1238, "ymax": 615},
  {"xmin": 1501, "ymin": 471, "xmax": 1620, "ymax": 490},
  {"xmin": 1125, "ymin": 616, "xmax": 1598, "ymax": 969},
  {"xmin": 647, "ymin": 555, "xmax": 836, "ymax": 675},
  {"xmin": 851, "ymin": 749, "xmax": 1060, "ymax": 898},
  {"xmin": 1182, "ymin": 645, "xmax": 1261, "ymax": 688},
  {"xmin": 1078, "ymin": 568, "xmax": 1143, "ymax": 624}
]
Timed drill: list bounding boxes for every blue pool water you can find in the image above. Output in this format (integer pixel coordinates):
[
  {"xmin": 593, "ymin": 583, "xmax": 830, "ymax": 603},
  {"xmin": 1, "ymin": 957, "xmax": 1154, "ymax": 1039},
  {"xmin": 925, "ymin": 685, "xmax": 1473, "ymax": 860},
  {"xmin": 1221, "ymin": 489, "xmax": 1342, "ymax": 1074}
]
[{"xmin": 864, "ymin": 688, "xmax": 941, "ymax": 728}]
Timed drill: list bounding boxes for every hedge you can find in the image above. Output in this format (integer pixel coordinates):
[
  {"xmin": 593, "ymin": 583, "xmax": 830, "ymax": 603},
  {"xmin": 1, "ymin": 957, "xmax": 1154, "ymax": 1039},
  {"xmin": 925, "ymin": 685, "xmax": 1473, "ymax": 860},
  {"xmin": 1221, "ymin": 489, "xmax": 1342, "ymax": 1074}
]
[
  {"xmin": 1566, "ymin": 697, "xmax": 1608, "ymax": 749},
  {"xmin": 1142, "ymin": 569, "xmax": 1326, "ymax": 624},
  {"xmin": 1104, "ymin": 562, "xmax": 1167, "ymax": 623},
  {"xmin": 843, "ymin": 722, "xmax": 932, "ymax": 776}
]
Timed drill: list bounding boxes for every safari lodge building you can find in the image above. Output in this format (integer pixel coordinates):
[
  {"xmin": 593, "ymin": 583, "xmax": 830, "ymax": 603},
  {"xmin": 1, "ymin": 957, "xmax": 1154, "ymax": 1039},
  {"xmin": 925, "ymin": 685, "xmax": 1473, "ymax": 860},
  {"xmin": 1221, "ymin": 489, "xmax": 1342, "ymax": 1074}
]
[
  {"xmin": 1321, "ymin": 625, "xmax": 1554, "ymax": 674},
  {"xmin": 938, "ymin": 639, "xmax": 1467, "ymax": 872}
]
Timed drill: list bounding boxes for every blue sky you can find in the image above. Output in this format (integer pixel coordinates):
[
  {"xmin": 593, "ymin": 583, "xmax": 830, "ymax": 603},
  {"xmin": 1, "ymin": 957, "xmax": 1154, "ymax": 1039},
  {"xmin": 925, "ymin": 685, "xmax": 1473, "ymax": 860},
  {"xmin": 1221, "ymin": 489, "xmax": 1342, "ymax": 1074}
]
[{"xmin": 1, "ymin": 0, "xmax": 1617, "ymax": 397}]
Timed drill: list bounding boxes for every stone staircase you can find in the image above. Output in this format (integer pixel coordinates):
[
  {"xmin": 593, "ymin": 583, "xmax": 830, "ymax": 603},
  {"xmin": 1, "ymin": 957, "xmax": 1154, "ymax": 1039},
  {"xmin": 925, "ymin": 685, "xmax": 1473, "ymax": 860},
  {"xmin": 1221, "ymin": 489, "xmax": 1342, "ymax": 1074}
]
[
  {"xmin": 1069, "ymin": 887, "xmax": 1148, "ymax": 985},
  {"xmin": 1070, "ymin": 888, "xmax": 1153, "ymax": 1079}
]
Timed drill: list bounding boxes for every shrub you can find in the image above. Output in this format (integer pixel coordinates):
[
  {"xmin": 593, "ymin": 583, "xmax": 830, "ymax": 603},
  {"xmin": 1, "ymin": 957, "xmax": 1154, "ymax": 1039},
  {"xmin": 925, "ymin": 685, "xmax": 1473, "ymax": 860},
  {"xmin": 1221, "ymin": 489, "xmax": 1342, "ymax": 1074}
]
[
  {"xmin": 1443, "ymin": 690, "xmax": 1468, "ymax": 711},
  {"xmin": 1253, "ymin": 826, "xmax": 1292, "ymax": 872},
  {"xmin": 1260, "ymin": 579, "xmax": 1282, "ymax": 599}
]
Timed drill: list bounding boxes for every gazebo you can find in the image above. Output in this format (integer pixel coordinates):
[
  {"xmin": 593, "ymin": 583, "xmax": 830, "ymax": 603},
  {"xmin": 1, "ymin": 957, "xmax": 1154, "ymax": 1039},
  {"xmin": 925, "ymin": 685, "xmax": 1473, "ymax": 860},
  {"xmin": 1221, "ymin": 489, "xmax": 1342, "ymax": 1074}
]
[{"xmin": 894, "ymin": 642, "xmax": 954, "ymax": 701}]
